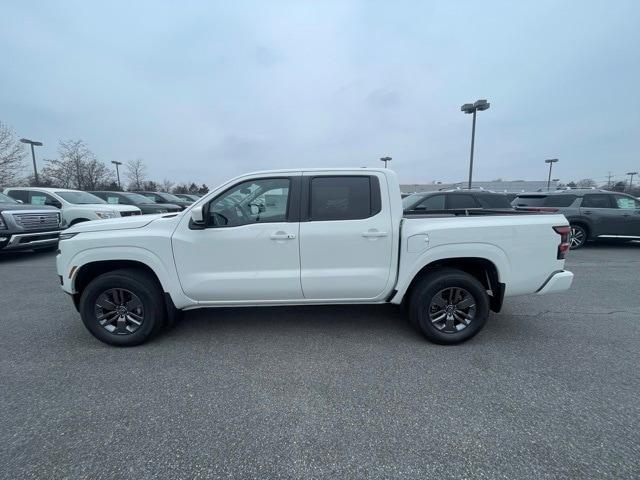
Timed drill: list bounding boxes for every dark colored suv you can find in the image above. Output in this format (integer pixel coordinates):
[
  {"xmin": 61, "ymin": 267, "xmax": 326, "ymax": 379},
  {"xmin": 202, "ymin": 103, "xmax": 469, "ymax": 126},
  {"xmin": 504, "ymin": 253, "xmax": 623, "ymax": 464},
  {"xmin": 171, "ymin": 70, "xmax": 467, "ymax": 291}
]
[
  {"xmin": 512, "ymin": 190, "xmax": 640, "ymax": 248},
  {"xmin": 403, "ymin": 190, "xmax": 514, "ymax": 212},
  {"xmin": 89, "ymin": 191, "xmax": 182, "ymax": 214}
]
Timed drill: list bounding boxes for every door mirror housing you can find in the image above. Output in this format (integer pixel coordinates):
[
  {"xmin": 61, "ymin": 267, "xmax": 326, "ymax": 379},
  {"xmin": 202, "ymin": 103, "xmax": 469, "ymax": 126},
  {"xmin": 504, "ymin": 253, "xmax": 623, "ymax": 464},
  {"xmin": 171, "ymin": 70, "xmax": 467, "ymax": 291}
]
[{"xmin": 190, "ymin": 204, "xmax": 204, "ymax": 224}]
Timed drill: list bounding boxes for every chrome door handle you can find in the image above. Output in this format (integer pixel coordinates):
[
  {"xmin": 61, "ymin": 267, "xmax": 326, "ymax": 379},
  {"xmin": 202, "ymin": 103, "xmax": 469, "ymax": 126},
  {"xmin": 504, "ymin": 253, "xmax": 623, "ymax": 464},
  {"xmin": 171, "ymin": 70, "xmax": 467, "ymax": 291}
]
[
  {"xmin": 361, "ymin": 230, "xmax": 389, "ymax": 238},
  {"xmin": 270, "ymin": 232, "xmax": 296, "ymax": 240}
]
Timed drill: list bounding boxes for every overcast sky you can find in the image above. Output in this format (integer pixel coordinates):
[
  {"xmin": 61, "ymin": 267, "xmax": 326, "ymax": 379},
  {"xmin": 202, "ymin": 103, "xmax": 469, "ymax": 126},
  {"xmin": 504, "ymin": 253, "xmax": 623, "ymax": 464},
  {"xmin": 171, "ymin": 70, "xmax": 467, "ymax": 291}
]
[{"xmin": 2, "ymin": 1, "xmax": 639, "ymax": 187}]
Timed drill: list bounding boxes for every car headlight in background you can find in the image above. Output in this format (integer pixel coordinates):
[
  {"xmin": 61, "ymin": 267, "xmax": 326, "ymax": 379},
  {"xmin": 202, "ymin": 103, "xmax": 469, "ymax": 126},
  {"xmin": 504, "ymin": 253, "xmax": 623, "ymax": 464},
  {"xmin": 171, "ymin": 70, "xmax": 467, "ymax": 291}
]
[
  {"xmin": 95, "ymin": 211, "xmax": 117, "ymax": 219},
  {"xmin": 59, "ymin": 232, "xmax": 79, "ymax": 241}
]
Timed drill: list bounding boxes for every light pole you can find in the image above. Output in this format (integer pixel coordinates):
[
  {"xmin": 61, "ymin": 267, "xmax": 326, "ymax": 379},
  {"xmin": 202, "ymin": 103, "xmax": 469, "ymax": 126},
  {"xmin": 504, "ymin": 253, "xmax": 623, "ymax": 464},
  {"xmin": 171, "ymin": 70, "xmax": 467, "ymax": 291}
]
[
  {"xmin": 380, "ymin": 156, "xmax": 392, "ymax": 168},
  {"xmin": 111, "ymin": 161, "xmax": 123, "ymax": 189},
  {"xmin": 627, "ymin": 171, "xmax": 638, "ymax": 191},
  {"xmin": 20, "ymin": 138, "xmax": 43, "ymax": 185},
  {"xmin": 545, "ymin": 158, "xmax": 558, "ymax": 191},
  {"xmin": 461, "ymin": 99, "xmax": 490, "ymax": 189}
]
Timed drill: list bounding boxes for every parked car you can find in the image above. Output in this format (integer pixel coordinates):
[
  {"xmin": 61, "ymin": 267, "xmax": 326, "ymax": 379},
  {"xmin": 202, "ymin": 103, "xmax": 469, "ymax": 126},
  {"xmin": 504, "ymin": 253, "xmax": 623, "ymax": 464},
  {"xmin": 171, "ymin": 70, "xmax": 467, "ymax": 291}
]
[
  {"xmin": 512, "ymin": 189, "xmax": 640, "ymax": 248},
  {"xmin": 57, "ymin": 168, "xmax": 573, "ymax": 347},
  {"xmin": 4, "ymin": 187, "xmax": 141, "ymax": 227},
  {"xmin": 403, "ymin": 190, "xmax": 514, "ymax": 212},
  {"xmin": 89, "ymin": 191, "xmax": 182, "ymax": 214},
  {"xmin": 134, "ymin": 191, "xmax": 193, "ymax": 210},
  {"xmin": 173, "ymin": 193, "xmax": 201, "ymax": 202},
  {"xmin": 0, "ymin": 192, "xmax": 62, "ymax": 252}
]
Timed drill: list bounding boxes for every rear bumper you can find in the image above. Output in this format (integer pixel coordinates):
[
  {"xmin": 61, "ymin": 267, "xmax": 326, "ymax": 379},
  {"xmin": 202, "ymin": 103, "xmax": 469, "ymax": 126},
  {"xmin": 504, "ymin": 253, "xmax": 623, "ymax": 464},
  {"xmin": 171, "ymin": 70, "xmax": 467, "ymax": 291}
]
[
  {"xmin": 536, "ymin": 270, "xmax": 574, "ymax": 295},
  {"xmin": 0, "ymin": 230, "xmax": 61, "ymax": 251}
]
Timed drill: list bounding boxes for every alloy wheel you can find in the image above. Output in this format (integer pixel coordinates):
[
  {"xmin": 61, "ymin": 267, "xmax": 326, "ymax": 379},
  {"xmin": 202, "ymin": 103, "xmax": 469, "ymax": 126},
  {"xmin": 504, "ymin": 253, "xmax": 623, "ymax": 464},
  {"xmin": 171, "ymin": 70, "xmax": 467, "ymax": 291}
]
[
  {"xmin": 94, "ymin": 288, "xmax": 145, "ymax": 335},
  {"xmin": 570, "ymin": 227, "xmax": 585, "ymax": 249},
  {"xmin": 428, "ymin": 287, "xmax": 476, "ymax": 333}
]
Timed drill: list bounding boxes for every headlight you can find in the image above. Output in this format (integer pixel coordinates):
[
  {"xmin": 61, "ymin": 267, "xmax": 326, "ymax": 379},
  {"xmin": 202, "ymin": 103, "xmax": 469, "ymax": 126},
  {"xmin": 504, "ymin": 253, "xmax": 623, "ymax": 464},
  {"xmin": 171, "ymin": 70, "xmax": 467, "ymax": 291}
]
[
  {"xmin": 95, "ymin": 211, "xmax": 117, "ymax": 219},
  {"xmin": 59, "ymin": 232, "xmax": 79, "ymax": 241}
]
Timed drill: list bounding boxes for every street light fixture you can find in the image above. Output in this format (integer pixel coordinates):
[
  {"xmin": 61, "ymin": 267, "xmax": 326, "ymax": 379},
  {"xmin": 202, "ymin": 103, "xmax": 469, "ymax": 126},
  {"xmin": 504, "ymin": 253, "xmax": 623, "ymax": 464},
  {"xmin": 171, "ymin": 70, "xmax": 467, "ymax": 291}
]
[
  {"xmin": 461, "ymin": 99, "xmax": 490, "ymax": 189},
  {"xmin": 545, "ymin": 158, "xmax": 559, "ymax": 191},
  {"xmin": 111, "ymin": 161, "xmax": 123, "ymax": 189},
  {"xmin": 627, "ymin": 171, "xmax": 638, "ymax": 191},
  {"xmin": 380, "ymin": 156, "xmax": 392, "ymax": 168},
  {"xmin": 20, "ymin": 138, "xmax": 43, "ymax": 185}
]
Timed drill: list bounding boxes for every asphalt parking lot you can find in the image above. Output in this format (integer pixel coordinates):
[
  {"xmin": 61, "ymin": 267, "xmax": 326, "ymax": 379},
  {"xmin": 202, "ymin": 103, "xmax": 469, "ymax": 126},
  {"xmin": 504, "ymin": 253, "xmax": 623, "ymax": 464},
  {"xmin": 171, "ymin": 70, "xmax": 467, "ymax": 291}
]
[{"xmin": 1, "ymin": 244, "xmax": 639, "ymax": 479}]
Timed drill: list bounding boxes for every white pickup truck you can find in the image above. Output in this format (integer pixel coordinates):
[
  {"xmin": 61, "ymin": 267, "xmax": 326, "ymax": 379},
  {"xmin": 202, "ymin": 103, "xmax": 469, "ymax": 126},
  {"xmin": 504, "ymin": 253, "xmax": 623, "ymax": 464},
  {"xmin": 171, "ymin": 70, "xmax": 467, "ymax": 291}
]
[{"xmin": 56, "ymin": 168, "xmax": 574, "ymax": 346}]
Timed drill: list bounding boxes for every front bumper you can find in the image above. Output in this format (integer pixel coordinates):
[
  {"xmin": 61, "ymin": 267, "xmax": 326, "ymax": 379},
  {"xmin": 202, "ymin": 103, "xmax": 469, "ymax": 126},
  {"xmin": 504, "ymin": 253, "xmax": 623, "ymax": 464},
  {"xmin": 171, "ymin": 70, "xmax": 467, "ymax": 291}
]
[
  {"xmin": 536, "ymin": 270, "xmax": 574, "ymax": 295},
  {"xmin": 0, "ymin": 230, "xmax": 62, "ymax": 251}
]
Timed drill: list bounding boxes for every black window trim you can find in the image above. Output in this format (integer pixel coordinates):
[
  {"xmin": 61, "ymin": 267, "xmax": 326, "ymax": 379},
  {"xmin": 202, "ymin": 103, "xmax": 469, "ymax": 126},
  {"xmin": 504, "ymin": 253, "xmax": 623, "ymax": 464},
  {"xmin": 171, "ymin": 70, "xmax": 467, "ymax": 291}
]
[
  {"xmin": 301, "ymin": 174, "xmax": 382, "ymax": 222},
  {"xmin": 195, "ymin": 175, "xmax": 299, "ymax": 229}
]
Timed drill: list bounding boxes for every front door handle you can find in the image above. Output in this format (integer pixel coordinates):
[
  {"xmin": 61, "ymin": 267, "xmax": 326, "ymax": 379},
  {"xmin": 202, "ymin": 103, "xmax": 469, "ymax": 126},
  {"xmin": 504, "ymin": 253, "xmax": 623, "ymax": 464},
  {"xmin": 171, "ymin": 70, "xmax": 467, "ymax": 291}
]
[
  {"xmin": 362, "ymin": 230, "xmax": 389, "ymax": 238},
  {"xmin": 270, "ymin": 231, "xmax": 296, "ymax": 240},
  {"xmin": 583, "ymin": 211, "xmax": 593, "ymax": 215}
]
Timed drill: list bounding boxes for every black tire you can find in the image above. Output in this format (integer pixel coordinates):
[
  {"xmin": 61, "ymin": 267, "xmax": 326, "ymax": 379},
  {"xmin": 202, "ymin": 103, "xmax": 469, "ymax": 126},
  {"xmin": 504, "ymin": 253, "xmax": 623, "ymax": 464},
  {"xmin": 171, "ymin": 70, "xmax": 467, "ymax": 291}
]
[
  {"xmin": 79, "ymin": 268, "xmax": 166, "ymax": 346},
  {"xmin": 569, "ymin": 224, "xmax": 588, "ymax": 249},
  {"xmin": 409, "ymin": 268, "xmax": 489, "ymax": 344}
]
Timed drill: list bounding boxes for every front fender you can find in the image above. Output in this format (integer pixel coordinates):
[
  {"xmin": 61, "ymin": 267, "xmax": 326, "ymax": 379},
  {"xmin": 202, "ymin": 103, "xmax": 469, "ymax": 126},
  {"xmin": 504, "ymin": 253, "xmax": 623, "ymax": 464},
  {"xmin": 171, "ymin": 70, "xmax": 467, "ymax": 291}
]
[{"xmin": 62, "ymin": 246, "xmax": 195, "ymax": 309}]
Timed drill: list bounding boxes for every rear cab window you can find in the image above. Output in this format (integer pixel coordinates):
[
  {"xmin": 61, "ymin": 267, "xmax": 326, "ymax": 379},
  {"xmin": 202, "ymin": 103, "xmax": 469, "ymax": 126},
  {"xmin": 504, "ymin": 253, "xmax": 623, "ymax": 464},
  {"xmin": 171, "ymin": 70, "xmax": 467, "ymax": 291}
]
[{"xmin": 6, "ymin": 190, "xmax": 29, "ymax": 203}]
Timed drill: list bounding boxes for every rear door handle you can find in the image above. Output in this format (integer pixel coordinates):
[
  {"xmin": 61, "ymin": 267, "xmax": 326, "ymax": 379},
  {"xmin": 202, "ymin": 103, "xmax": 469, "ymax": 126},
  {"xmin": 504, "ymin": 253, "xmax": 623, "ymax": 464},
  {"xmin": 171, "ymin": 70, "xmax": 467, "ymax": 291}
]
[
  {"xmin": 270, "ymin": 232, "xmax": 296, "ymax": 240},
  {"xmin": 362, "ymin": 230, "xmax": 389, "ymax": 238}
]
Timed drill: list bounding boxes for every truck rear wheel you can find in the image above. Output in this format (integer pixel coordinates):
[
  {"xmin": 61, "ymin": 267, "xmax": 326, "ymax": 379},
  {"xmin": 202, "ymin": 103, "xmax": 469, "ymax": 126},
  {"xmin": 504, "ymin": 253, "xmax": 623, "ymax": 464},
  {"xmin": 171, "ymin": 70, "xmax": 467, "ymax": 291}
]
[
  {"xmin": 409, "ymin": 268, "xmax": 489, "ymax": 344},
  {"xmin": 79, "ymin": 269, "xmax": 166, "ymax": 346}
]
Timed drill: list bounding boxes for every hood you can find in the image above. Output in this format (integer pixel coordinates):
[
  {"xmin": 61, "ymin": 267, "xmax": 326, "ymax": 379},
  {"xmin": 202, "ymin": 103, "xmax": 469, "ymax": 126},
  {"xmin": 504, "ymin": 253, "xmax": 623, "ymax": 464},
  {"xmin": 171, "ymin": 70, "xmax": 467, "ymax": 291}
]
[
  {"xmin": 65, "ymin": 213, "xmax": 174, "ymax": 234},
  {"xmin": 0, "ymin": 203, "xmax": 58, "ymax": 212}
]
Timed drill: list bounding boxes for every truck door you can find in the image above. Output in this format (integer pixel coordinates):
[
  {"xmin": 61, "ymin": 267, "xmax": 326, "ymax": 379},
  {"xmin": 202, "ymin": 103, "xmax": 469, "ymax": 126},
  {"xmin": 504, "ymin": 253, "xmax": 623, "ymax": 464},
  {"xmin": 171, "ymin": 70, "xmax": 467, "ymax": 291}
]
[
  {"xmin": 172, "ymin": 175, "xmax": 303, "ymax": 302},
  {"xmin": 299, "ymin": 174, "xmax": 393, "ymax": 300}
]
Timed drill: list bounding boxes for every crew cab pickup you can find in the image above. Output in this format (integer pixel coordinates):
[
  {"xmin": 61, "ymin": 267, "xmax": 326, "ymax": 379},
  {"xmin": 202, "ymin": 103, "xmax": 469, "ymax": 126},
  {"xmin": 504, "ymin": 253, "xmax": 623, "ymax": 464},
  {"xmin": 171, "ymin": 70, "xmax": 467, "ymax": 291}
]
[
  {"xmin": 56, "ymin": 169, "xmax": 574, "ymax": 346},
  {"xmin": 0, "ymin": 192, "xmax": 62, "ymax": 252}
]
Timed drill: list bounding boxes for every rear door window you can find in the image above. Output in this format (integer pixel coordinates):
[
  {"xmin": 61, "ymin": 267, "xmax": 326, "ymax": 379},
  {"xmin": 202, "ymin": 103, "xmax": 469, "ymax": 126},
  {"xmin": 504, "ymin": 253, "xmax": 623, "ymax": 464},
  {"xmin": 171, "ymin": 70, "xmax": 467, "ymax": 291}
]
[
  {"xmin": 581, "ymin": 194, "xmax": 613, "ymax": 208},
  {"xmin": 446, "ymin": 194, "xmax": 478, "ymax": 209},
  {"xmin": 309, "ymin": 176, "xmax": 374, "ymax": 221}
]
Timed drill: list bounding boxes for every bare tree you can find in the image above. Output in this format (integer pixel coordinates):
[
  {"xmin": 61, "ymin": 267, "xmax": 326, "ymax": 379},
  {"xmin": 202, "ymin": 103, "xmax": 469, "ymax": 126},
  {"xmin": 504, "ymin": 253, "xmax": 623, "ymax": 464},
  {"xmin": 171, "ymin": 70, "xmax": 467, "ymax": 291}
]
[
  {"xmin": 161, "ymin": 178, "xmax": 175, "ymax": 193},
  {"xmin": 0, "ymin": 121, "xmax": 26, "ymax": 187},
  {"xmin": 576, "ymin": 178, "xmax": 597, "ymax": 188},
  {"xmin": 40, "ymin": 140, "xmax": 110, "ymax": 190},
  {"xmin": 126, "ymin": 159, "xmax": 146, "ymax": 190}
]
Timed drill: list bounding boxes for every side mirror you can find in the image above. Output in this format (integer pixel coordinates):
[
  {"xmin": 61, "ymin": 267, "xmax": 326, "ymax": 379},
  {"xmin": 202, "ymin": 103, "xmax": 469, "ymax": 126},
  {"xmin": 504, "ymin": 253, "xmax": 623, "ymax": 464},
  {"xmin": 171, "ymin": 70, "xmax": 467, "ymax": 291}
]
[
  {"xmin": 190, "ymin": 204, "xmax": 204, "ymax": 224},
  {"xmin": 16, "ymin": 199, "xmax": 23, "ymax": 204}
]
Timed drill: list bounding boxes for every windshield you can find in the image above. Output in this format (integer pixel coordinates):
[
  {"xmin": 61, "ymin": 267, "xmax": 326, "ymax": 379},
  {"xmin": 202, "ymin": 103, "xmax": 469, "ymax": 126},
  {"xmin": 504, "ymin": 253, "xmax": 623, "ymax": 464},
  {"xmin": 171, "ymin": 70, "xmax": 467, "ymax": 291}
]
[
  {"xmin": 159, "ymin": 192, "xmax": 185, "ymax": 202},
  {"xmin": 402, "ymin": 193, "xmax": 428, "ymax": 210},
  {"xmin": 55, "ymin": 191, "xmax": 106, "ymax": 204},
  {"xmin": 122, "ymin": 192, "xmax": 156, "ymax": 204},
  {"xmin": 0, "ymin": 192, "xmax": 18, "ymax": 204}
]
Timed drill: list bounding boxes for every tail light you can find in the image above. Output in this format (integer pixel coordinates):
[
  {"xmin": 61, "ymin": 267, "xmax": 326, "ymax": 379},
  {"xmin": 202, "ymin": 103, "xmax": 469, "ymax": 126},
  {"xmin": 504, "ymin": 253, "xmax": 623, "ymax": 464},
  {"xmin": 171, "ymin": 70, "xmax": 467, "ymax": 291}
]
[{"xmin": 553, "ymin": 226, "xmax": 570, "ymax": 259}]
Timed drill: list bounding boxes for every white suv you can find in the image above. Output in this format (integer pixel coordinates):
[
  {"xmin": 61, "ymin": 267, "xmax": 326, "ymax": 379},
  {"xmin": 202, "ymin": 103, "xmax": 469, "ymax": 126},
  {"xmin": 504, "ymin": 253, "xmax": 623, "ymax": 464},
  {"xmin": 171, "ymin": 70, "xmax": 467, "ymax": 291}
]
[{"xmin": 4, "ymin": 187, "xmax": 141, "ymax": 227}]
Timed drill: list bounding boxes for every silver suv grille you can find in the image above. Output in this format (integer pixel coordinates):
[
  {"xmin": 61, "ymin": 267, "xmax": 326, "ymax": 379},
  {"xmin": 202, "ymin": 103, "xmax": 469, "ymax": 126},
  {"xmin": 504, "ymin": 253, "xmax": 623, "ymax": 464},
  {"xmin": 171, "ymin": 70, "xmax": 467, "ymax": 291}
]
[{"xmin": 13, "ymin": 212, "xmax": 60, "ymax": 230}]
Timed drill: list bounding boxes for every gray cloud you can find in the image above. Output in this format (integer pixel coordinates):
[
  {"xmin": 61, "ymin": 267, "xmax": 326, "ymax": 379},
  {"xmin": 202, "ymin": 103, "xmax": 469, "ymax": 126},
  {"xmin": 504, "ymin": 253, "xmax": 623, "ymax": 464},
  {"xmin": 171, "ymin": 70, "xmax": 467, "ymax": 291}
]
[{"xmin": 1, "ymin": 0, "xmax": 639, "ymax": 188}]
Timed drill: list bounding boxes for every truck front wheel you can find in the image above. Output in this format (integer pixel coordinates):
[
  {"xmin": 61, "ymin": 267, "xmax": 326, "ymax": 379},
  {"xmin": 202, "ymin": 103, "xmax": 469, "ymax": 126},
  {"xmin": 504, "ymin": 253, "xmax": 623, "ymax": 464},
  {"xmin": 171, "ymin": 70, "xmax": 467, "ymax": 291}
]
[
  {"xmin": 409, "ymin": 268, "xmax": 489, "ymax": 344},
  {"xmin": 78, "ymin": 269, "xmax": 166, "ymax": 346}
]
